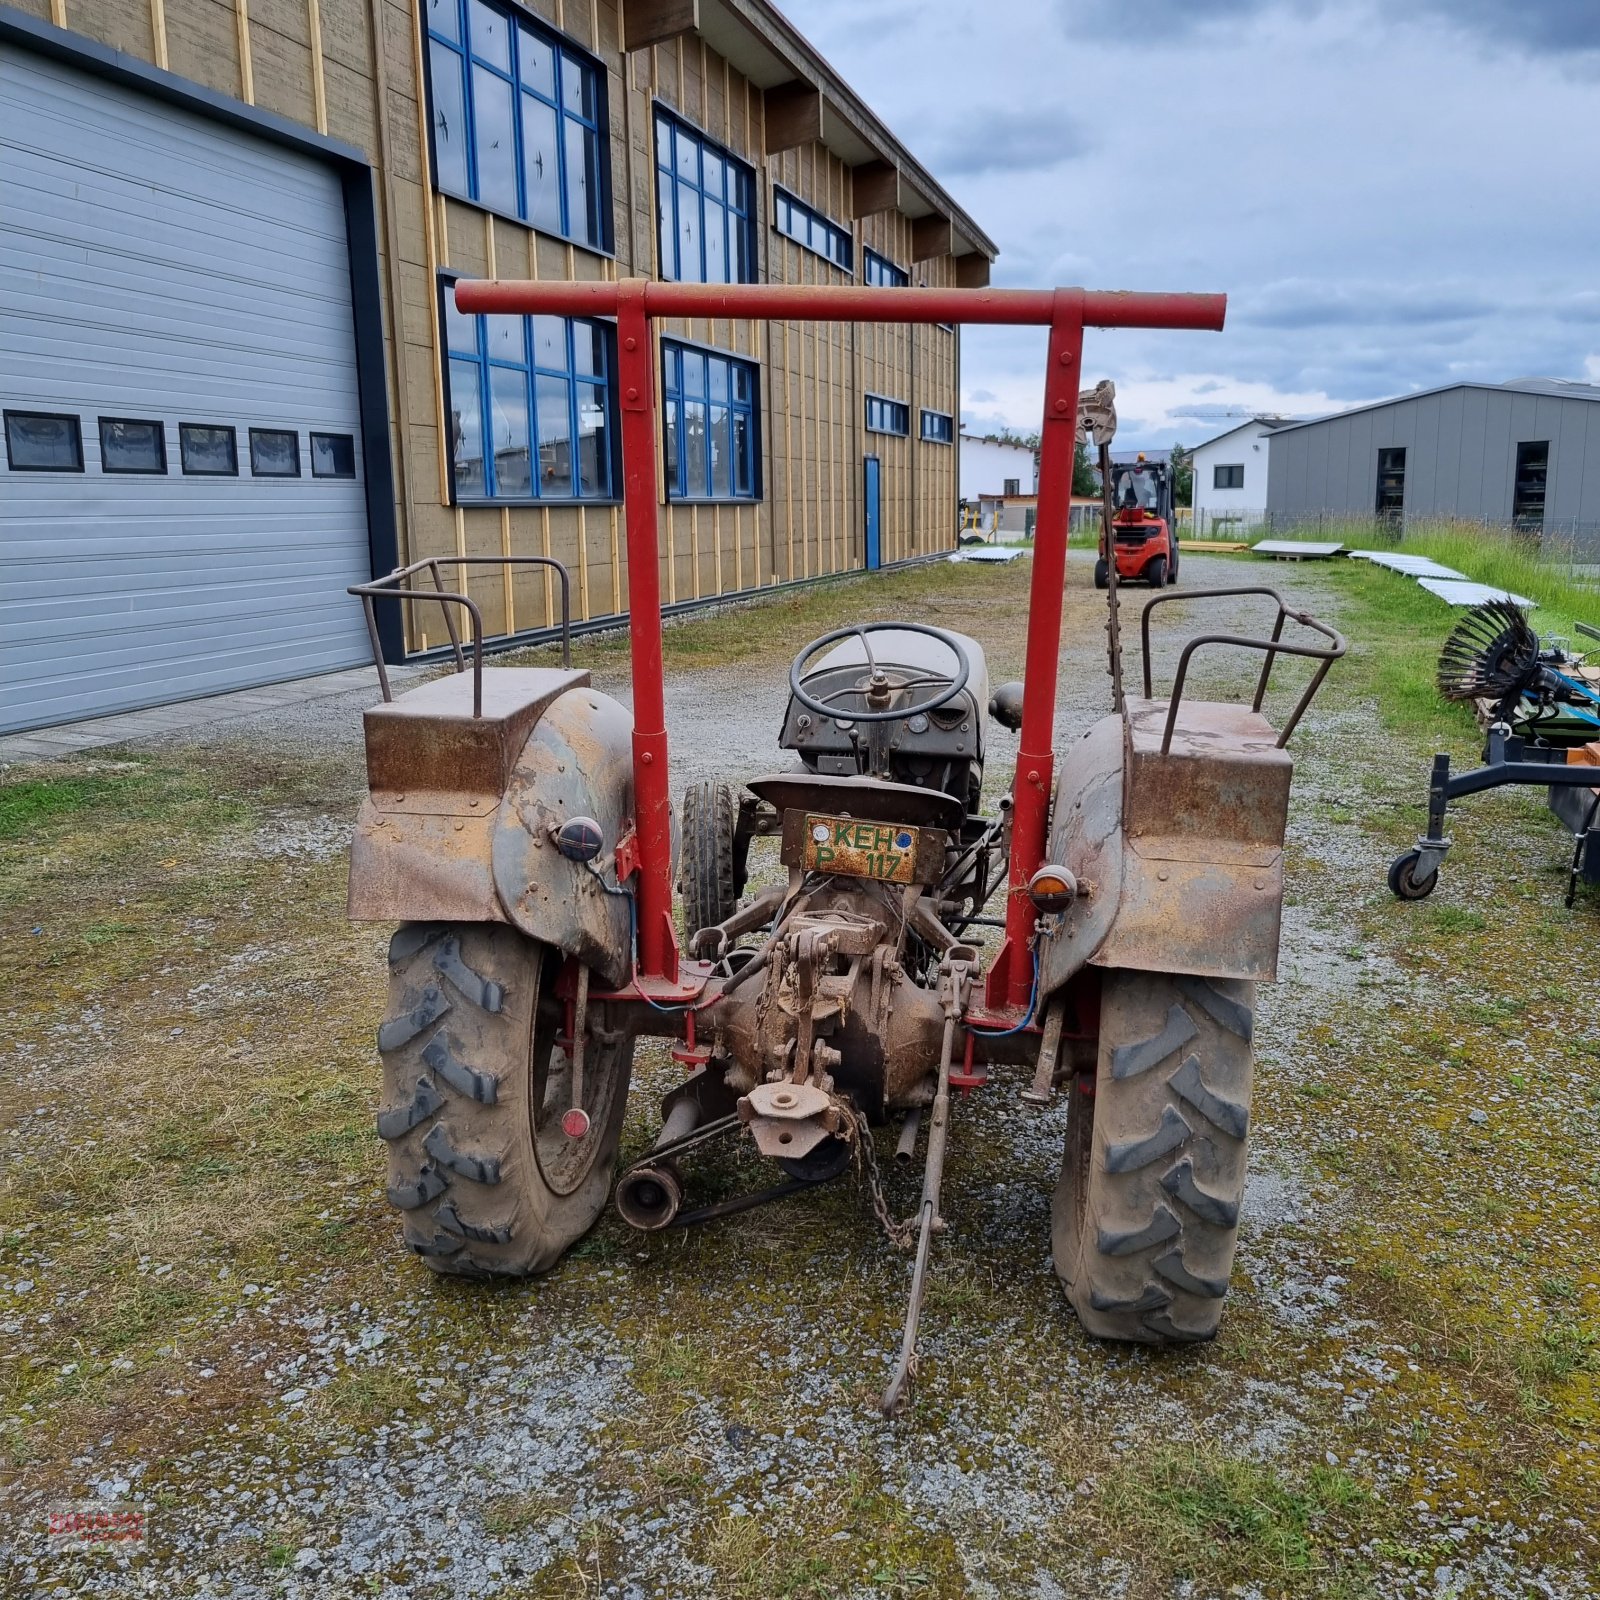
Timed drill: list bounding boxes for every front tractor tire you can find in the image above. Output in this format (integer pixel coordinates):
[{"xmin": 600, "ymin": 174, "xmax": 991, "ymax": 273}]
[
  {"xmin": 1053, "ymin": 969, "xmax": 1254, "ymax": 1344},
  {"xmin": 1146, "ymin": 554, "xmax": 1168, "ymax": 589},
  {"xmin": 680, "ymin": 780, "xmax": 740, "ymax": 936},
  {"xmin": 377, "ymin": 923, "xmax": 633, "ymax": 1277}
]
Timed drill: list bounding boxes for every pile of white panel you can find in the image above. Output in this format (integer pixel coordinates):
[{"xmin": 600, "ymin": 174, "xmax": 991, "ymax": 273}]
[
  {"xmin": 1347, "ymin": 551, "xmax": 1467, "ymax": 580},
  {"xmin": 1346, "ymin": 548, "xmax": 1534, "ymax": 607},
  {"xmin": 1251, "ymin": 540, "xmax": 1345, "ymax": 559}
]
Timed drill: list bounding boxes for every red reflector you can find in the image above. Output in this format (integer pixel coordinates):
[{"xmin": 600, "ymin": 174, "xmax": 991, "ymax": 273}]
[{"xmin": 560, "ymin": 1108, "xmax": 591, "ymax": 1139}]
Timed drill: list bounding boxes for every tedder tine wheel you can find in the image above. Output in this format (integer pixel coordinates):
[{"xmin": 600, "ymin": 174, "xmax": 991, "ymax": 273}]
[
  {"xmin": 1053, "ymin": 970, "xmax": 1254, "ymax": 1345},
  {"xmin": 680, "ymin": 780, "xmax": 740, "ymax": 936},
  {"xmin": 377, "ymin": 924, "xmax": 633, "ymax": 1277}
]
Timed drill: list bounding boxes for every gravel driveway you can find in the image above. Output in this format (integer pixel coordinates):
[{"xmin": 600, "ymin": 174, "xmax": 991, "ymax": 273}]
[{"xmin": 2, "ymin": 550, "xmax": 1595, "ymax": 1599}]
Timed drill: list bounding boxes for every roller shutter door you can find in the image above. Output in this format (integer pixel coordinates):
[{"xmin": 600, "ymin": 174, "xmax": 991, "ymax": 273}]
[{"xmin": 0, "ymin": 45, "xmax": 376, "ymax": 734}]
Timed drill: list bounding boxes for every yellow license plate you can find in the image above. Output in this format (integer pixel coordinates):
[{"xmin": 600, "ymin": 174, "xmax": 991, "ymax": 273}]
[{"xmin": 802, "ymin": 815, "xmax": 919, "ymax": 882}]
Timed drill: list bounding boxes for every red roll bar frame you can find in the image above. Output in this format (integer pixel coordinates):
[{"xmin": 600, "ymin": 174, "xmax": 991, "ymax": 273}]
[{"xmin": 455, "ymin": 278, "xmax": 1226, "ymax": 1010}]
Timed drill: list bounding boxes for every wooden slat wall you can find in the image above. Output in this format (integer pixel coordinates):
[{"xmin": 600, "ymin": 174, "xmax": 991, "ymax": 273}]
[{"xmin": 38, "ymin": 0, "xmax": 971, "ymax": 645}]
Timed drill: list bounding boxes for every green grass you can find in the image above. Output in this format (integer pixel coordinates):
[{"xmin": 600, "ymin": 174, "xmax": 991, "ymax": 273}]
[{"xmin": 1096, "ymin": 1443, "xmax": 1386, "ymax": 1594}]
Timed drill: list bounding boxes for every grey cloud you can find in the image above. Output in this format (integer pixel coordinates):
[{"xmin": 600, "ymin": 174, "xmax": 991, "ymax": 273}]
[{"xmin": 914, "ymin": 104, "xmax": 1092, "ymax": 175}]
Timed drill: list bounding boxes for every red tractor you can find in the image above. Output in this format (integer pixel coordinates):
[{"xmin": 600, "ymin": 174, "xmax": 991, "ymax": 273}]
[
  {"xmin": 345, "ymin": 280, "xmax": 1343, "ymax": 1416},
  {"xmin": 1095, "ymin": 452, "xmax": 1179, "ymax": 589}
]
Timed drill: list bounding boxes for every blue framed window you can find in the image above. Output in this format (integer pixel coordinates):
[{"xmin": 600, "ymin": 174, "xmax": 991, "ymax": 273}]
[
  {"xmin": 662, "ymin": 342, "xmax": 760, "ymax": 501},
  {"xmin": 774, "ymin": 187, "xmax": 852, "ymax": 272},
  {"xmin": 424, "ymin": 0, "xmax": 608, "ymax": 251},
  {"xmin": 865, "ymin": 394, "xmax": 909, "ymax": 437},
  {"xmin": 863, "ymin": 248, "xmax": 908, "ymax": 288},
  {"xmin": 920, "ymin": 409, "xmax": 953, "ymax": 444},
  {"xmin": 654, "ymin": 108, "xmax": 755, "ymax": 284},
  {"xmin": 441, "ymin": 278, "xmax": 615, "ymax": 502}
]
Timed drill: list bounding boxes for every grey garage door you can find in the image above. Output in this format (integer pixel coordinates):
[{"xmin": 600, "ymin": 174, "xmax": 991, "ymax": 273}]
[{"xmin": 0, "ymin": 45, "xmax": 376, "ymax": 735}]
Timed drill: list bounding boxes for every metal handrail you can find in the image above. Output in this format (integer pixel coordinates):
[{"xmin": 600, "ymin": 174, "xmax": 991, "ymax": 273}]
[
  {"xmin": 349, "ymin": 556, "xmax": 572, "ymax": 718},
  {"xmin": 1138, "ymin": 585, "xmax": 1347, "ymax": 754}
]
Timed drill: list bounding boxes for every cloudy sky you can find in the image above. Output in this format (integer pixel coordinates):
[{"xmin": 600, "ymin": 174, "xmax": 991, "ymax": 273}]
[{"xmin": 789, "ymin": 0, "xmax": 1600, "ymax": 450}]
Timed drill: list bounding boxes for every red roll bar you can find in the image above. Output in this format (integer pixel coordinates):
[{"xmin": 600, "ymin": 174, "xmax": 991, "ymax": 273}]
[{"xmin": 454, "ymin": 277, "xmax": 1226, "ymax": 1006}]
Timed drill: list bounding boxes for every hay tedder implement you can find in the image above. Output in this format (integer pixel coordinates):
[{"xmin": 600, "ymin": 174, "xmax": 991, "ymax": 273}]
[{"xmin": 347, "ymin": 280, "xmax": 1345, "ymax": 1414}]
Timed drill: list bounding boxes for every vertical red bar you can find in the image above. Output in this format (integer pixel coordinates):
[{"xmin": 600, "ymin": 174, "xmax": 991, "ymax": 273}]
[
  {"xmin": 988, "ymin": 289, "xmax": 1084, "ymax": 1011},
  {"xmin": 616, "ymin": 282, "xmax": 679, "ymax": 981}
]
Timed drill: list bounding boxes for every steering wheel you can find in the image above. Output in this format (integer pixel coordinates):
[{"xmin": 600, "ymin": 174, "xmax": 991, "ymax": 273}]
[{"xmin": 788, "ymin": 622, "xmax": 970, "ymax": 725}]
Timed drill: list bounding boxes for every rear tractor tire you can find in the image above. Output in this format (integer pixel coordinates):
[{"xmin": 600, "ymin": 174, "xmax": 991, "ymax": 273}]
[
  {"xmin": 1053, "ymin": 969, "xmax": 1254, "ymax": 1345},
  {"xmin": 680, "ymin": 780, "xmax": 740, "ymax": 936},
  {"xmin": 377, "ymin": 923, "xmax": 633, "ymax": 1277},
  {"xmin": 1093, "ymin": 558, "xmax": 1110, "ymax": 591}
]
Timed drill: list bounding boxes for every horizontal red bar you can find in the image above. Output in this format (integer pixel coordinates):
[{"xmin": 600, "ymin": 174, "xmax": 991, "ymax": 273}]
[{"xmin": 453, "ymin": 278, "xmax": 1226, "ymax": 332}]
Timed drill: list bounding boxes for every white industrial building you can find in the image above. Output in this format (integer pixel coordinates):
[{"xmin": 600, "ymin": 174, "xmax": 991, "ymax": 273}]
[{"xmin": 1190, "ymin": 417, "xmax": 1293, "ymax": 537}]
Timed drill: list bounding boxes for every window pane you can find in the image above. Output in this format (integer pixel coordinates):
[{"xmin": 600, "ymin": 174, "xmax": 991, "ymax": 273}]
[
  {"xmin": 656, "ymin": 169, "xmax": 676, "ymax": 277},
  {"xmin": 5, "ymin": 412, "xmax": 82, "ymax": 470},
  {"xmin": 426, "ymin": 0, "xmax": 458, "ymax": 42},
  {"xmin": 683, "ymin": 398, "xmax": 708, "ymax": 496},
  {"xmin": 449, "ymin": 360, "xmax": 485, "ymax": 496},
  {"xmin": 467, "ymin": 0, "xmax": 509, "ymax": 69},
  {"xmin": 444, "ymin": 286, "xmax": 477, "ymax": 354},
  {"xmin": 701, "ymin": 149, "xmax": 724, "ymax": 202},
  {"xmin": 674, "ymin": 125, "xmax": 698, "ymax": 180},
  {"xmin": 681, "ymin": 350, "xmax": 706, "ymax": 397},
  {"xmin": 99, "ymin": 418, "xmax": 163, "ymax": 473},
  {"xmin": 310, "ymin": 432, "xmax": 356, "ymax": 478},
  {"xmin": 709, "ymin": 403, "xmax": 731, "ymax": 498},
  {"xmin": 564, "ymin": 119, "xmax": 596, "ymax": 247},
  {"xmin": 429, "ymin": 41, "xmax": 469, "ymax": 195},
  {"xmin": 707, "ymin": 357, "xmax": 728, "ymax": 401},
  {"xmin": 521, "ymin": 95, "xmax": 561, "ymax": 234},
  {"xmin": 518, "ymin": 22, "xmax": 555, "ymax": 98},
  {"xmin": 573, "ymin": 322, "xmax": 604, "ymax": 377},
  {"xmin": 576, "ymin": 382, "xmax": 608, "ymax": 497},
  {"xmin": 664, "ymin": 400, "xmax": 680, "ymax": 495},
  {"xmin": 250, "ymin": 428, "xmax": 299, "ymax": 476},
  {"xmin": 654, "ymin": 113, "xmax": 672, "ymax": 168},
  {"xmin": 732, "ymin": 364, "xmax": 751, "ymax": 403},
  {"xmin": 535, "ymin": 374, "xmax": 573, "ymax": 495},
  {"xmin": 703, "ymin": 193, "xmax": 726, "ymax": 283},
  {"xmin": 561, "ymin": 51, "xmax": 593, "ymax": 118},
  {"xmin": 676, "ymin": 180, "xmax": 701, "ymax": 280},
  {"xmin": 490, "ymin": 365, "xmax": 531, "ymax": 497},
  {"xmin": 471, "ymin": 65, "xmax": 517, "ymax": 214},
  {"xmin": 733, "ymin": 411, "xmax": 752, "ymax": 494},
  {"xmin": 531, "ymin": 315, "xmax": 567, "ymax": 371},
  {"xmin": 728, "ymin": 215, "xmax": 746, "ymax": 284},
  {"xmin": 484, "ymin": 314, "xmax": 522, "ymax": 364},
  {"xmin": 179, "ymin": 424, "xmax": 236, "ymax": 475}
]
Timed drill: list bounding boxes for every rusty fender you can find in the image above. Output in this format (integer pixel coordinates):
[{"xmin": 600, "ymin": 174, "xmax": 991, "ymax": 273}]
[
  {"xmin": 349, "ymin": 683, "xmax": 639, "ymax": 988},
  {"xmin": 1038, "ymin": 705, "xmax": 1291, "ymax": 992}
]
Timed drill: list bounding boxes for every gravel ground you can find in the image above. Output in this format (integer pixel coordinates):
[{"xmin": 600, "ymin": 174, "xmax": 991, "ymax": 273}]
[{"xmin": 2, "ymin": 551, "xmax": 1596, "ymax": 1599}]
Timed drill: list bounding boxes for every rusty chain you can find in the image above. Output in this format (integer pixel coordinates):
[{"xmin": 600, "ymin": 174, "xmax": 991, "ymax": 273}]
[{"xmin": 853, "ymin": 1107, "xmax": 915, "ymax": 1250}]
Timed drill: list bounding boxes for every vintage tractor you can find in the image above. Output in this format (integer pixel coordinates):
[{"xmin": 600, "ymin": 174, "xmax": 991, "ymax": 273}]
[
  {"xmin": 347, "ymin": 281, "xmax": 1344, "ymax": 1415},
  {"xmin": 1095, "ymin": 450, "xmax": 1179, "ymax": 590}
]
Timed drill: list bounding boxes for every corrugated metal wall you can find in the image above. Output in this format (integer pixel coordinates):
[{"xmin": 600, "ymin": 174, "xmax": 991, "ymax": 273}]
[
  {"xmin": 1265, "ymin": 386, "xmax": 1600, "ymax": 549},
  {"xmin": 0, "ymin": 44, "xmax": 373, "ymax": 734}
]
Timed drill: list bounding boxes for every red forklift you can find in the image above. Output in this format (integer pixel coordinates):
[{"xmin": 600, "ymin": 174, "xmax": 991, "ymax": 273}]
[{"xmin": 1095, "ymin": 451, "xmax": 1179, "ymax": 589}]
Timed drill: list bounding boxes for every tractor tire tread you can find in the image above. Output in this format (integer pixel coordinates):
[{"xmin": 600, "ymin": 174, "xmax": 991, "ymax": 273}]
[
  {"xmin": 378, "ymin": 922, "xmax": 633, "ymax": 1280},
  {"xmin": 681, "ymin": 780, "xmax": 740, "ymax": 936},
  {"xmin": 1054, "ymin": 970, "xmax": 1254, "ymax": 1347}
]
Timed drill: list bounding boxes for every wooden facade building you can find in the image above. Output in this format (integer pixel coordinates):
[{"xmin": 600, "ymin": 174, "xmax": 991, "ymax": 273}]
[{"xmin": 0, "ymin": 0, "xmax": 996, "ymax": 729}]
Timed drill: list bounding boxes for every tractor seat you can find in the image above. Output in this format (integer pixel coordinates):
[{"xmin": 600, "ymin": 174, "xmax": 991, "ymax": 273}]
[
  {"xmin": 1123, "ymin": 695, "xmax": 1281, "ymax": 759},
  {"xmin": 364, "ymin": 667, "xmax": 590, "ymax": 797}
]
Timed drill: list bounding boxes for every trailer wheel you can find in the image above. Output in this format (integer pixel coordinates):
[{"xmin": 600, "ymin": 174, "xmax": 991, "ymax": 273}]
[
  {"xmin": 1387, "ymin": 849, "xmax": 1439, "ymax": 901},
  {"xmin": 1053, "ymin": 969, "xmax": 1254, "ymax": 1344},
  {"xmin": 1146, "ymin": 555, "xmax": 1168, "ymax": 589},
  {"xmin": 681, "ymin": 780, "xmax": 740, "ymax": 936},
  {"xmin": 1093, "ymin": 558, "xmax": 1110, "ymax": 591},
  {"xmin": 377, "ymin": 923, "xmax": 632, "ymax": 1277}
]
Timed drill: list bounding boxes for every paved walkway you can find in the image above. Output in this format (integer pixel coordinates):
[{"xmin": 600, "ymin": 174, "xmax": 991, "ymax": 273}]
[{"xmin": 0, "ymin": 665, "xmax": 424, "ymax": 766}]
